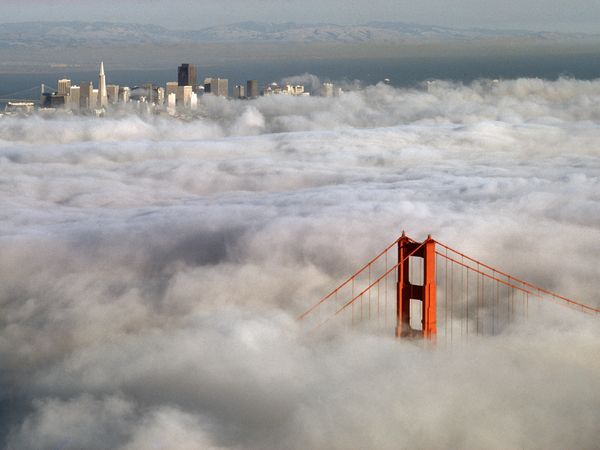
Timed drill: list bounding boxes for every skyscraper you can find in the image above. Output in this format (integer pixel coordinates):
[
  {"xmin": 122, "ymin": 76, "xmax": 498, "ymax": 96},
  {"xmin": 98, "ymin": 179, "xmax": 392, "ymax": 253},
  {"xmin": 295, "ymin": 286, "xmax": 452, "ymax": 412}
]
[
  {"xmin": 167, "ymin": 93, "xmax": 176, "ymax": 113},
  {"xmin": 143, "ymin": 83, "xmax": 155, "ymax": 104},
  {"xmin": 119, "ymin": 87, "xmax": 130, "ymax": 103},
  {"xmin": 234, "ymin": 85, "xmax": 245, "ymax": 99},
  {"xmin": 106, "ymin": 85, "xmax": 120, "ymax": 104},
  {"xmin": 91, "ymin": 89, "xmax": 99, "ymax": 109},
  {"xmin": 321, "ymin": 82, "xmax": 334, "ymax": 97},
  {"xmin": 98, "ymin": 62, "xmax": 108, "ymax": 108},
  {"xmin": 246, "ymin": 80, "xmax": 259, "ymax": 99},
  {"xmin": 176, "ymin": 85, "xmax": 193, "ymax": 108},
  {"xmin": 156, "ymin": 87, "xmax": 165, "ymax": 106},
  {"xmin": 204, "ymin": 78, "xmax": 228, "ymax": 97},
  {"xmin": 58, "ymin": 79, "xmax": 71, "ymax": 96},
  {"xmin": 80, "ymin": 81, "xmax": 93, "ymax": 110},
  {"xmin": 178, "ymin": 64, "xmax": 197, "ymax": 88},
  {"xmin": 69, "ymin": 86, "xmax": 80, "ymax": 110},
  {"xmin": 166, "ymin": 82, "xmax": 178, "ymax": 99}
]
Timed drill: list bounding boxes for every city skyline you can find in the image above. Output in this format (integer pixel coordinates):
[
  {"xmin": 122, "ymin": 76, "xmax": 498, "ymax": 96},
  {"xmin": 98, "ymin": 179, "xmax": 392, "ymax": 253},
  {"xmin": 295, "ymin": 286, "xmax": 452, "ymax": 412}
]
[
  {"xmin": 11, "ymin": 61, "xmax": 338, "ymax": 117},
  {"xmin": 0, "ymin": 3, "xmax": 599, "ymax": 447}
]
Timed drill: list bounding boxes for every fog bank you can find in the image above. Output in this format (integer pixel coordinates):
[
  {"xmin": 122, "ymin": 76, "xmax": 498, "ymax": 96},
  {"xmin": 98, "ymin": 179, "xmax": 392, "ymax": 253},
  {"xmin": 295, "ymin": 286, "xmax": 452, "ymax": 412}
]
[{"xmin": 1, "ymin": 78, "xmax": 599, "ymax": 449}]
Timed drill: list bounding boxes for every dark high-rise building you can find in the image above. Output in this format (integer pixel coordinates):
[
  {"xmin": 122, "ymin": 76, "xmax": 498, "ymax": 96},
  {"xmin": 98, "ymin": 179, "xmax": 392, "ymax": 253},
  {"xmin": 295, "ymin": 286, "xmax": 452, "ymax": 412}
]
[
  {"xmin": 246, "ymin": 80, "xmax": 259, "ymax": 99},
  {"xmin": 178, "ymin": 64, "xmax": 197, "ymax": 87},
  {"xmin": 41, "ymin": 93, "xmax": 66, "ymax": 108}
]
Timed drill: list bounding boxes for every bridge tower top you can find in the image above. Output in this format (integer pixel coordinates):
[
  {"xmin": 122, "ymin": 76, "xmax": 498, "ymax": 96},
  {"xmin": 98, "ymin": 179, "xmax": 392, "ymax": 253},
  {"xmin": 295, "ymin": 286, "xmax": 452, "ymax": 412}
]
[{"xmin": 299, "ymin": 232, "xmax": 599, "ymax": 341}]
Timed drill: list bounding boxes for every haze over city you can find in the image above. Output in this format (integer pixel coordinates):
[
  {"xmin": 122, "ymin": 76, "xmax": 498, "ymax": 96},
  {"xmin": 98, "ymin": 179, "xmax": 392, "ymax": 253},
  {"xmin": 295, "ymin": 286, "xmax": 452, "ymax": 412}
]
[{"xmin": 0, "ymin": 1, "xmax": 599, "ymax": 450}]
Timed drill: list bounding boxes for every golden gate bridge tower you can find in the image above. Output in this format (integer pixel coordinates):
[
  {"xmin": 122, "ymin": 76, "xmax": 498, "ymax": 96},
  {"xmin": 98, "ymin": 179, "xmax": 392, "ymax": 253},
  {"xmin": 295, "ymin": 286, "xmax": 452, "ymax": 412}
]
[{"xmin": 300, "ymin": 232, "xmax": 599, "ymax": 341}]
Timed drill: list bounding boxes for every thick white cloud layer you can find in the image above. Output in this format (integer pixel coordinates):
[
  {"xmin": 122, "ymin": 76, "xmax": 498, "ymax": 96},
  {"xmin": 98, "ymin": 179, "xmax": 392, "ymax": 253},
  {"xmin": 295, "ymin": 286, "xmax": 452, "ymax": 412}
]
[{"xmin": 0, "ymin": 78, "xmax": 599, "ymax": 449}]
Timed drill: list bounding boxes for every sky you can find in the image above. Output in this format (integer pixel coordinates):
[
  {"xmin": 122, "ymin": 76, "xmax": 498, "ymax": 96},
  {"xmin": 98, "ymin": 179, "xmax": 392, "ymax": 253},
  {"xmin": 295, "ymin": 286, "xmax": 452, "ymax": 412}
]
[
  {"xmin": 1, "ymin": 77, "xmax": 600, "ymax": 449},
  {"xmin": 2, "ymin": 0, "xmax": 600, "ymax": 33}
]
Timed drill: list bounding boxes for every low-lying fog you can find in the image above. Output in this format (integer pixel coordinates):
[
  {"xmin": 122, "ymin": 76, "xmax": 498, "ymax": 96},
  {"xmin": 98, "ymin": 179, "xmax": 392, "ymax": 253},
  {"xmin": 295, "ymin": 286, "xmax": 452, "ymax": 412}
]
[{"xmin": 1, "ymin": 78, "xmax": 599, "ymax": 449}]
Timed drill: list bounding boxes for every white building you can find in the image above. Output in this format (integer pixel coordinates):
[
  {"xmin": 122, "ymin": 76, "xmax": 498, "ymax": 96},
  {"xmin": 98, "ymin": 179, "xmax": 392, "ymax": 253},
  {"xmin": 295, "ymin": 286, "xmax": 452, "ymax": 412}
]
[
  {"xmin": 167, "ymin": 92, "xmax": 177, "ymax": 114},
  {"xmin": 98, "ymin": 62, "xmax": 108, "ymax": 108},
  {"xmin": 5, "ymin": 102, "xmax": 35, "ymax": 114},
  {"xmin": 156, "ymin": 87, "xmax": 165, "ymax": 106},
  {"xmin": 177, "ymin": 85, "xmax": 193, "ymax": 108},
  {"xmin": 264, "ymin": 83, "xmax": 310, "ymax": 96},
  {"xmin": 58, "ymin": 79, "xmax": 71, "ymax": 96},
  {"xmin": 69, "ymin": 85, "xmax": 80, "ymax": 110},
  {"xmin": 91, "ymin": 89, "xmax": 99, "ymax": 109},
  {"xmin": 321, "ymin": 82, "xmax": 333, "ymax": 97}
]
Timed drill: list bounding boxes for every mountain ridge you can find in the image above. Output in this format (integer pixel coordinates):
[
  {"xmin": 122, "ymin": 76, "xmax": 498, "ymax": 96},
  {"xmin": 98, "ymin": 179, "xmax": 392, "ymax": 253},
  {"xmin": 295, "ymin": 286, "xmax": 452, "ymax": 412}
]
[{"xmin": 0, "ymin": 21, "xmax": 597, "ymax": 48}]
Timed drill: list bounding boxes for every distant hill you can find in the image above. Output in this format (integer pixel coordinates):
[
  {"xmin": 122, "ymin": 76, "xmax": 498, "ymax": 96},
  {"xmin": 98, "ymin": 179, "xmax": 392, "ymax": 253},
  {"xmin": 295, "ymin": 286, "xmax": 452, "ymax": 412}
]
[
  {"xmin": 0, "ymin": 22, "xmax": 180, "ymax": 48},
  {"xmin": 0, "ymin": 21, "xmax": 596, "ymax": 48},
  {"xmin": 181, "ymin": 21, "xmax": 594, "ymax": 44}
]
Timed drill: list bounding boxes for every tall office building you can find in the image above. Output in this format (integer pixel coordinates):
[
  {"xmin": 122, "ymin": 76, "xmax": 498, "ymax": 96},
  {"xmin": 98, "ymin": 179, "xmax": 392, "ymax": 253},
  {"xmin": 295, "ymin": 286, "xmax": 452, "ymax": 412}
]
[
  {"xmin": 166, "ymin": 81, "xmax": 178, "ymax": 98},
  {"xmin": 91, "ymin": 89, "xmax": 99, "ymax": 109},
  {"xmin": 203, "ymin": 77, "xmax": 212, "ymax": 93},
  {"xmin": 204, "ymin": 78, "xmax": 228, "ymax": 97},
  {"xmin": 178, "ymin": 64, "xmax": 197, "ymax": 88},
  {"xmin": 80, "ymin": 81, "xmax": 93, "ymax": 110},
  {"xmin": 143, "ymin": 83, "xmax": 155, "ymax": 104},
  {"xmin": 58, "ymin": 79, "xmax": 71, "ymax": 96},
  {"xmin": 69, "ymin": 85, "xmax": 80, "ymax": 110},
  {"xmin": 234, "ymin": 85, "xmax": 245, "ymax": 99},
  {"xmin": 106, "ymin": 85, "xmax": 119, "ymax": 104},
  {"xmin": 98, "ymin": 62, "xmax": 108, "ymax": 107},
  {"xmin": 215, "ymin": 78, "xmax": 228, "ymax": 97},
  {"xmin": 321, "ymin": 82, "xmax": 334, "ymax": 97},
  {"xmin": 156, "ymin": 87, "xmax": 165, "ymax": 106},
  {"xmin": 246, "ymin": 80, "xmax": 259, "ymax": 99},
  {"xmin": 167, "ymin": 93, "xmax": 177, "ymax": 113},
  {"xmin": 119, "ymin": 87, "xmax": 130, "ymax": 103},
  {"xmin": 176, "ymin": 85, "xmax": 193, "ymax": 108}
]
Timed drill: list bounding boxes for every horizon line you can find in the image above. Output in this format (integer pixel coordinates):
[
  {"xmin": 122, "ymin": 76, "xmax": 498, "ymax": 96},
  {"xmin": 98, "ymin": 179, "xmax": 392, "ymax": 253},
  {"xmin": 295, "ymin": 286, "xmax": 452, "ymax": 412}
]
[{"xmin": 0, "ymin": 19, "xmax": 597, "ymax": 37}]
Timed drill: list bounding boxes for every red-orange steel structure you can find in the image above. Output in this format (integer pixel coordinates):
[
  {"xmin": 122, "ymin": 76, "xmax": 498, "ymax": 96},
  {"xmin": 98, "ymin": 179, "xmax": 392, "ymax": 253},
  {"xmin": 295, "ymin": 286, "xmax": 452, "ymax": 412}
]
[
  {"xmin": 299, "ymin": 232, "xmax": 599, "ymax": 339},
  {"xmin": 396, "ymin": 233, "xmax": 436, "ymax": 339}
]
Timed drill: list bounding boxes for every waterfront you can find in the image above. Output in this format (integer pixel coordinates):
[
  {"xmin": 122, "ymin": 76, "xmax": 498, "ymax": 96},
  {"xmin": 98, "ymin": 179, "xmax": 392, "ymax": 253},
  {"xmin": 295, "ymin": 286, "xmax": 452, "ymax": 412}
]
[{"xmin": 2, "ymin": 49, "xmax": 600, "ymax": 107}]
